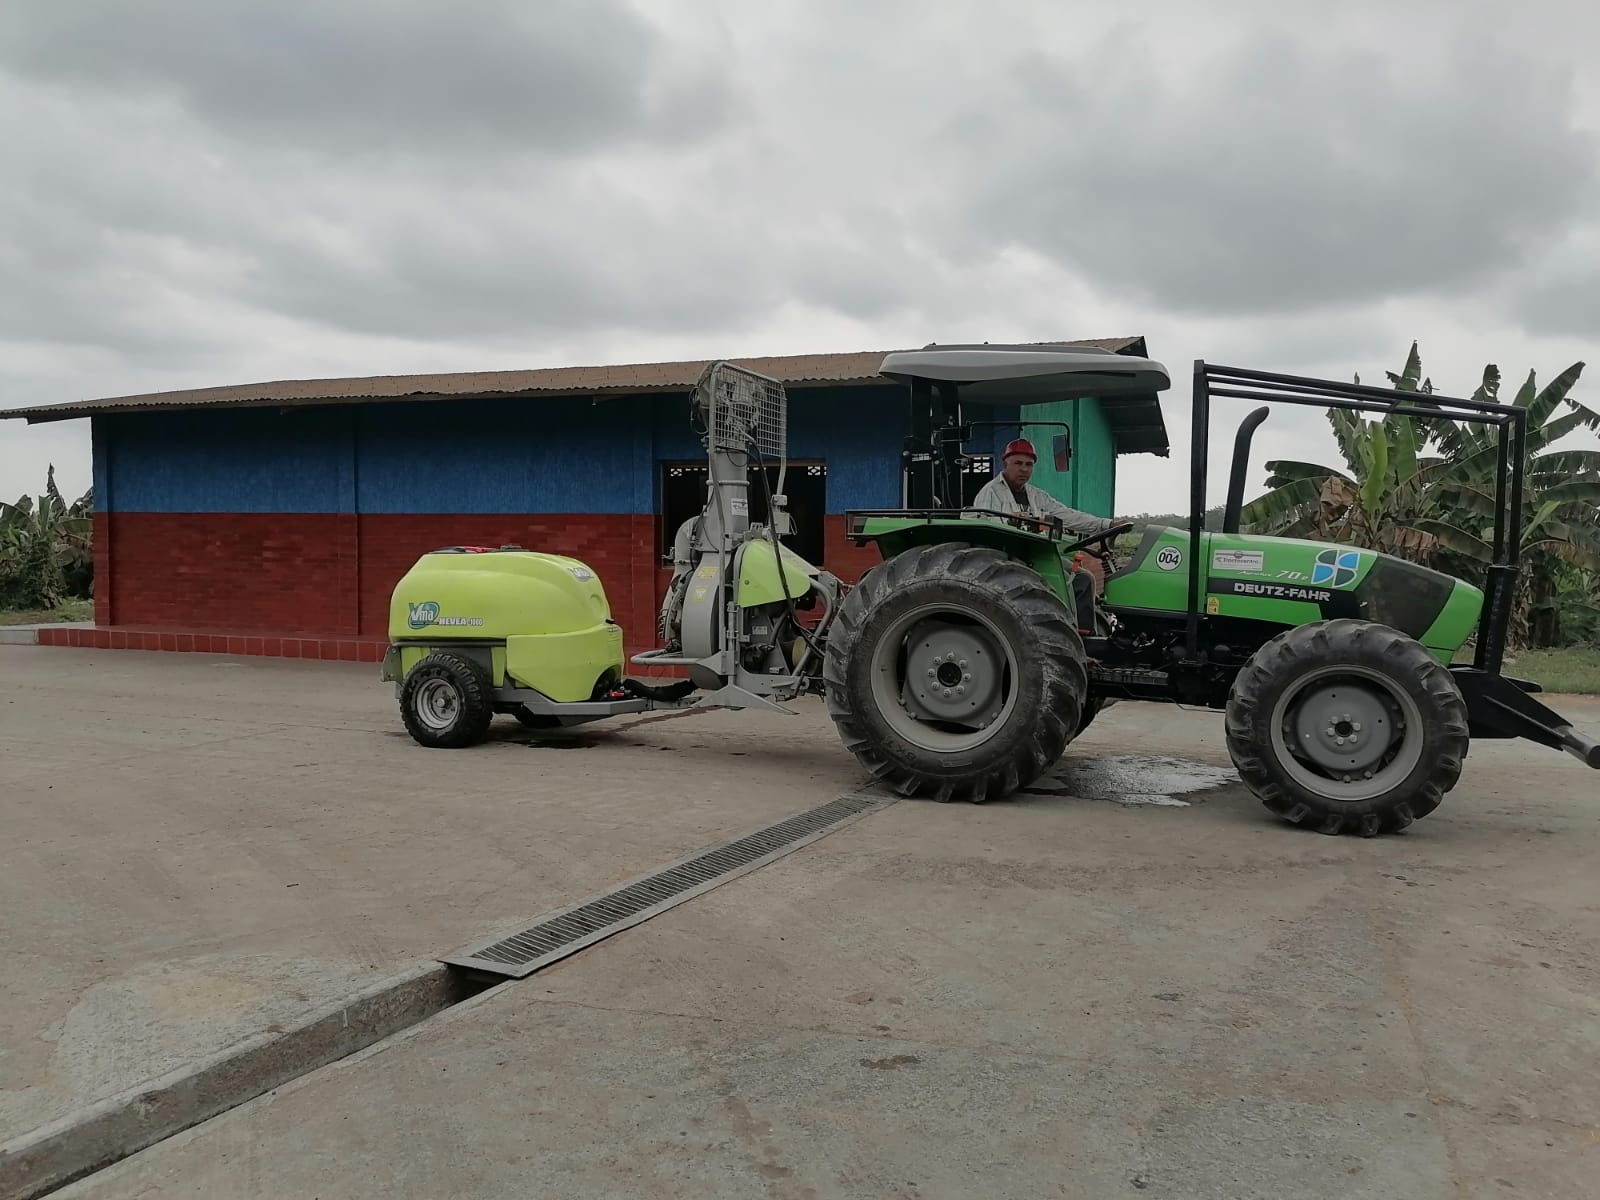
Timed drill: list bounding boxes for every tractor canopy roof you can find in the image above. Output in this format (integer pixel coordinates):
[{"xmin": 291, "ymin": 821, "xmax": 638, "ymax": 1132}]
[{"xmin": 878, "ymin": 343, "xmax": 1172, "ymax": 408}]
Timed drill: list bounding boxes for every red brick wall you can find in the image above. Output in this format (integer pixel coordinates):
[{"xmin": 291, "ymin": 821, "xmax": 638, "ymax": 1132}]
[
  {"xmin": 101, "ymin": 513, "xmax": 664, "ymax": 648},
  {"xmin": 822, "ymin": 514, "xmax": 884, "ymax": 585},
  {"xmin": 107, "ymin": 513, "xmax": 359, "ymax": 633},
  {"xmin": 99, "ymin": 512, "xmax": 899, "ymax": 649},
  {"xmin": 93, "ymin": 509, "xmax": 113, "ymax": 626}
]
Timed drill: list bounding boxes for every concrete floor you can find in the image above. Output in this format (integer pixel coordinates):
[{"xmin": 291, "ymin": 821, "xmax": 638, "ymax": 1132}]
[
  {"xmin": 0, "ymin": 646, "xmax": 865, "ymax": 1144},
  {"xmin": 5, "ymin": 647, "xmax": 1600, "ymax": 1198}
]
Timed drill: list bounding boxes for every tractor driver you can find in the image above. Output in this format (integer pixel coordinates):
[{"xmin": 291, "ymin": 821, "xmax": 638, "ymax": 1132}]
[{"xmin": 966, "ymin": 438, "xmax": 1121, "ymax": 633}]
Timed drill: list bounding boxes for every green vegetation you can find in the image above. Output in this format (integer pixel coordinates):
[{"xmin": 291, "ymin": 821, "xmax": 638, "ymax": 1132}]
[
  {"xmin": 0, "ymin": 597, "xmax": 93, "ymax": 626},
  {"xmin": 1503, "ymin": 649, "xmax": 1600, "ymax": 695},
  {"xmin": 1126, "ymin": 505, "xmax": 1224, "ymax": 534},
  {"xmin": 1, "ymin": 466, "xmax": 94, "ymax": 612},
  {"xmin": 1452, "ymin": 645, "xmax": 1600, "ymax": 695}
]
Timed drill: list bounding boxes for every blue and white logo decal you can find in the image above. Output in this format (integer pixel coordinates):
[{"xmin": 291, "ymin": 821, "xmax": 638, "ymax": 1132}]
[{"xmin": 1311, "ymin": 549, "xmax": 1362, "ymax": 588}]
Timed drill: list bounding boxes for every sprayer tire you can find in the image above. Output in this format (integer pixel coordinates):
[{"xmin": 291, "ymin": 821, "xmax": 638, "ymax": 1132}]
[
  {"xmin": 823, "ymin": 542, "xmax": 1088, "ymax": 803},
  {"xmin": 399, "ymin": 652, "xmax": 495, "ymax": 748}
]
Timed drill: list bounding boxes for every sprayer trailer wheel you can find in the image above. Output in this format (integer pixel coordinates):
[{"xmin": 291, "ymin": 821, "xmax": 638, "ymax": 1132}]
[
  {"xmin": 1225, "ymin": 619, "xmax": 1469, "ymax": 836},
  {"xmin": 823, "ymin": 542, "xmax": 1089, "ymax": 803},
  {"xmin": 399, "ymin": 651, "xmax": 496, "ymax": 748}
]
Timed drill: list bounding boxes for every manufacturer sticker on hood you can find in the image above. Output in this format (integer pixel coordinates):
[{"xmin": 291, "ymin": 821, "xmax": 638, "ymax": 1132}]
[{"xmin": 1211, "ymin": 549, "xmax": 1265, "ymax": 572}]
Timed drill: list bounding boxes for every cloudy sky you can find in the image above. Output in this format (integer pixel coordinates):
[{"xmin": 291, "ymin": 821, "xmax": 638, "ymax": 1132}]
[{"xmin": 2, "ymin": 0, "xmax": 1597, "ymax": 513}]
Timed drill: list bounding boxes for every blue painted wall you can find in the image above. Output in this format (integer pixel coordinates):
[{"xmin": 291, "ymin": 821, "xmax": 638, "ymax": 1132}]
[
  {"xmin": 354, "ymin": 396, "xmax": 658, "ymax": 515},
  {"xmin": 97, "ymin": 384, "xmax": 916, "ymax": 515},
  {"xmin": 99, "ymin": 408, "xmax": 354, "ymax": 514}
]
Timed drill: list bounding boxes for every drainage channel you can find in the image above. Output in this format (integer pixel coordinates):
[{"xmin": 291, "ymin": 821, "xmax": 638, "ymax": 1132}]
[
  {"xmin": 0, "ymin": 791, "xmax": 889, "ymax": 1200},
  {"xmin": 447, "ymin": 792, "xmax": 885, "ymax": 979}
]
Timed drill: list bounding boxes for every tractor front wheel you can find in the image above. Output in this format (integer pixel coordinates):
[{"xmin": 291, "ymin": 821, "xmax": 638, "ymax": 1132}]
[
  {"xmin": 399, "ymin": 651, "xmax": 495, "ymax": 748},
  {"xmin": 823, "ymin": 543, "xmax": 1089, "ymax": 803},
  {"xmin": 1225, "ymin": 619, "xmax": 1469, "ymax": 836}
]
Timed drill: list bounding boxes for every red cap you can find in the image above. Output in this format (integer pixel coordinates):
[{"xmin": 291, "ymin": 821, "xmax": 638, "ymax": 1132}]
[{"xmin": 1003, "ymin": 438, "xmax": 1037, "ymax": 462}]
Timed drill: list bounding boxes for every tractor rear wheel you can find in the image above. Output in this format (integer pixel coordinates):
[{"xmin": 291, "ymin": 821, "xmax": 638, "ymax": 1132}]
[
  {"xmin": 823, "ymin": 543, "xmax": 1089, "ymax": 803},
  {"xmin": 1225, "ymin": 619, "xmax": 1468, "ymax": 836},
  {"xmin": 399, "ymin": 651, "xmax": 495, "ymax": 748}
]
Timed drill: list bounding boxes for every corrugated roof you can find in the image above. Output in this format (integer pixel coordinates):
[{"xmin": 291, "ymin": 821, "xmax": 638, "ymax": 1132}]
[{"xmin": 0, "ymin": 338, "xmax": 1147, "ymax": 424}]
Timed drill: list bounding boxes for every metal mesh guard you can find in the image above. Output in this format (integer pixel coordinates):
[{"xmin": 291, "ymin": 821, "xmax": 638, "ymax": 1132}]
[{"xmin": 700, "ymin": 361, "xmax": 787, "ymax": 460}]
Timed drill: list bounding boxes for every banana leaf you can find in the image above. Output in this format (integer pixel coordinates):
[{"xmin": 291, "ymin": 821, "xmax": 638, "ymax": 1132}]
[
  {"xmin": 1387, "ymin": 342, "xmax": 1425, "ymax": 392},
  {"xmin": 1261, "ymin": 460, "xmax": 1351, "ymax": 484},
  {"xmin": 1327, "ymin": 408, "xmax": 1369, "ymax": 476},
  {"xmin": 1534, "ymin": 399, "xmax": 1600, "ymax": 451},
  {"xmin": 1470, "ymin": 364, "xmax": 1502, "ymax": 406},
  {"xmin": 1432, "ymin": 484, "xmax": 1499, "ymax": 522},
  {"xmin": 1413, "ymin": 518, "xmax": 1492, "ymax": 561},
  {"xmin": 1240, "ymin": 476, "xmax": 1325, "ymax": 526},
  {"xmin": 1528, "ymin": 451, "xmax": 1600, "ymax": 479},
  {"xmin": 1381, "ymin": 524, "xmax": 1439, "ymax": 554},
  {"xmin": 1388, "ymin": 412, "xmax": 1420, "ymax": 487},
  {"xmin": 1526, "ymin": 361, "xmax": 1586, "ymax": 428},
  {"xmin": 1535, "ymin": 478, "xmax": 1600, "ymax": 506},
  {"xmin": 1359, "ymin": 422, "xmax": 1389, "ymax": 520},
  {"xmin": 1532, "ymin": 539, "xmax": 1600, "ymax": 573},
  {"xmin": 1523, "ymin": 499, "xmax": 1562, "ymax": 542}
]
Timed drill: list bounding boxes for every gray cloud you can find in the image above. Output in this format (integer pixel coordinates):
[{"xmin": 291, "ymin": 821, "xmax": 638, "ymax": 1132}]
[
  {"xmin": 0, "ymin": 59, "xmax": 934, "ymax": 353},
  {"xmin": 0, "ymin": 0, "xmax": 728, "ymax": 156},
  {"xmin": 3, "ymin": 0, "xmax": 1599, "ymax": 509},
  {"xmin": 1514, "ymin": 264, "xmax": 1600, "ymax": 339},
  {"xmin": 957, "ymin": 32, "xmax": 1596, "ymax": 316}
]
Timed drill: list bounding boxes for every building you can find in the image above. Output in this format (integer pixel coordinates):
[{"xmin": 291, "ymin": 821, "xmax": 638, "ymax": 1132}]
[{"xmin": 0, "ymin": 339, "xmax": 1169, "ymax": 661}]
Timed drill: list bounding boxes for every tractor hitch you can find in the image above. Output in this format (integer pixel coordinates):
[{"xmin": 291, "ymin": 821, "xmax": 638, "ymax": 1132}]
[{"xmin": 1450, "ymin": 667, "xmax": 1600, "ymax": 769}]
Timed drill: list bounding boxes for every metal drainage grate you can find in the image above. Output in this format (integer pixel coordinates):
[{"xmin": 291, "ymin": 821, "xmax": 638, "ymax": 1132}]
[{"xmin": 443, "ymin": 793, "xmax": 886, "ymax": 979}]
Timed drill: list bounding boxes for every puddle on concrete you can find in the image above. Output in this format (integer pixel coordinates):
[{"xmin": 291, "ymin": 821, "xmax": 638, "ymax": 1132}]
[{"xmin": 1024, "ymin": 754, "xmax": 1239, "ymax": 807}]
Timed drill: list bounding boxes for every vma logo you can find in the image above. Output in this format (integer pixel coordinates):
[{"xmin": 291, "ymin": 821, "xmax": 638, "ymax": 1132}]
[
  {"xmin": 1311, "ymin": 549, "xmax": 1361, "ymax": 588},
  {"xmin": 407, "ymin": 601, "xmax": 441, "ymax": 630}
]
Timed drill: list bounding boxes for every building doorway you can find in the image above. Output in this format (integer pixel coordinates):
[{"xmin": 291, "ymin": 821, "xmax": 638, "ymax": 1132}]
[{"xmin": 659, "ymin": 460, "xmax": 828, "ymax": 565}]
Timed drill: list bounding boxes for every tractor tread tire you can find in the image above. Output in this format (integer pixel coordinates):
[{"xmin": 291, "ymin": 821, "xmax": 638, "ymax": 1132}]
[
  {"xmin": 823, "ymin": 542, "xmax": 1088, "ymax": 803},
  {"xmin": 1225, "ymin": 619, "xmax": 1468, "ymax": 836},
  {"xmin": 400, "ymin": 651, "xmax": 496, "ymax": 748}
]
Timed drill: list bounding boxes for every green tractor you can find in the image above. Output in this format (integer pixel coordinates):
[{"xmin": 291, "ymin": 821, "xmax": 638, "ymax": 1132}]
[{"xmin": 384, "ymin": 347, "xmax": 1599, "ymax": 836}]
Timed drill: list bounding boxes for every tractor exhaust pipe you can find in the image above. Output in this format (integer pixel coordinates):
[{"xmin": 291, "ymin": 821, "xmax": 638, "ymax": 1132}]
[{"xmin": 1222, "ymin": 407, "xmax": 1271, "ymax": 534}]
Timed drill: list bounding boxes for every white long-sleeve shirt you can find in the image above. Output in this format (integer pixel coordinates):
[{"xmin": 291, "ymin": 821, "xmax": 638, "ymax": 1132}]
[{"xmin": 965, "ymin": 475, "xmax": 1116, "ymax": 537}]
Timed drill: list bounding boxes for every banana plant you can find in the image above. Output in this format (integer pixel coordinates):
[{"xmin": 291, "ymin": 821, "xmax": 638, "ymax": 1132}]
[
  {"xmin": 1241, "ymin": 344, "xmax": 1599, "ymax": 647},
  {"xmin": 1239, "ymin": 378, "xmax": 1444, "ymax": 561},
  {"xmin": 1411, "ymin": 359, "xmax": 1600, "ymax": 646},
  {"xmin": 0, "ymin": 465, "xmax": 93, "ymax": 610}
]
